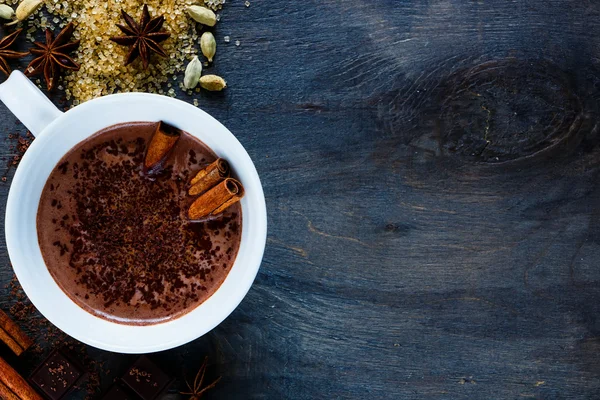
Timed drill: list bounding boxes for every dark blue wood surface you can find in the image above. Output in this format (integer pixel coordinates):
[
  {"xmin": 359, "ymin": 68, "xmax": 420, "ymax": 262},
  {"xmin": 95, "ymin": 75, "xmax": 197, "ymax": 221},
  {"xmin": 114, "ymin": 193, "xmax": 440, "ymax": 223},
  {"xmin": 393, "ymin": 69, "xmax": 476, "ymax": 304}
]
[{"xmin": 2, "ymin": 1, "xmax": 600, "ymax": 399}]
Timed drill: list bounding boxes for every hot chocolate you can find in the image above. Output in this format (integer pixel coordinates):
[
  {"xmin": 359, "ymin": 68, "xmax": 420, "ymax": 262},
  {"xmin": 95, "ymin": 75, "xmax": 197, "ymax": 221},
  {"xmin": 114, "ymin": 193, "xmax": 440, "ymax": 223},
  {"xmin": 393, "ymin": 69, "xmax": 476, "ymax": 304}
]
[{"xmin": 37, "ymin": 122, "xmax": 242, "ymax": 325}]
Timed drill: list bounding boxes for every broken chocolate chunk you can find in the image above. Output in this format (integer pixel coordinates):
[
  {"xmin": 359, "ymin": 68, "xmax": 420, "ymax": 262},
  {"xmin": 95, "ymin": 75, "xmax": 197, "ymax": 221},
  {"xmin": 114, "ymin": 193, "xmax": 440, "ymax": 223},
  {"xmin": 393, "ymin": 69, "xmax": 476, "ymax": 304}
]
[
  {"xmin": 121, "ymin": 356, "xmax": 172, "ymax": 400},
  {"xmin": 29, "ymin": 349, "xmax": 83, "ymax": 400}
]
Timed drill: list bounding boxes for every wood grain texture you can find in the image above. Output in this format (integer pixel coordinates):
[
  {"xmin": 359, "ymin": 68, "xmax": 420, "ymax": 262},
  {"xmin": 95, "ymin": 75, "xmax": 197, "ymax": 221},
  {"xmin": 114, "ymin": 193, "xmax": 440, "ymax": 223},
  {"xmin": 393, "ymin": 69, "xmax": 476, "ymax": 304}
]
[{"xmin": 2, "ymin": 0, "xmax": 600, "ymax": 399}]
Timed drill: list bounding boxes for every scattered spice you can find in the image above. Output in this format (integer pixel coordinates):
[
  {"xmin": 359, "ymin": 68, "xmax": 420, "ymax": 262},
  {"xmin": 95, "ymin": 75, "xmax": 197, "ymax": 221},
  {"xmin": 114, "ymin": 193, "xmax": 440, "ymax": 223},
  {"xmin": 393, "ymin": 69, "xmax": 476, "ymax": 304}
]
[
  {"xmin": 0, "ymin": 4, "xmax": 15, "ymax": 20},
  {"xmin": 199, "ymin": 74, "xmax": 226, "ymax": 91},
  {"xmin": 183, "ymin": 55, "xmax": 202, "ymax": 89},
  {"xmin": 187, "ymin": 5, "xmax": 216, "ymax": 27},
  {"xmin": 5, "ymin": 0, "xmax": 44, "ymax": 26},
  {"xmin": 25, "ymin": 22, "xmax": 80, "ymax": 91},
  {"xmin": 7, "ymin": 131, "xmax": 34, "ymax": 168},
  {"xmin": 181, "ymin": 357, "xmax": 221, "ymax": 400},
  {"xmin": 0, "ymin": 29, "xmax": 28, "ymax": 76},
  {"xmin": 109, "ymin": 5, "xmax": 171, "ymax": 70},
  {"xmin": 200, "ymin": 31, "xmax": 216, "ymax": 62},
  {"xmin": 0, "ymin": 131, "xmax": 34, "ymax": 187}
]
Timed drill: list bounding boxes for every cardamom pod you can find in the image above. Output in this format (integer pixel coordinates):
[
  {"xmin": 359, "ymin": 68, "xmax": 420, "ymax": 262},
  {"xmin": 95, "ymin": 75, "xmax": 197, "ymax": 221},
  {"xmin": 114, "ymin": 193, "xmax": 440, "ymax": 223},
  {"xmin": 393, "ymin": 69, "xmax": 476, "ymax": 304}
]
[
  {"xmin": 187, "ymin": 5, "xmax": 216, "ymax": 27},
  {"xmin": 0, "ymin": 4, "xmax": 15, "ymax": 20},
  {"xmin": 5, "ymin": 0, "xmax": 44, "ymax": 26},
  {"xmin": 199, "ymin": 75, "xmax": 227, "ymax": 91},
  {"xmin": 200, "ymin": 32, "xmax": 216, "ymax": 62},
  {"xmin": 184, "ymin": 56, "xmax": 203, "ymax": 90}
]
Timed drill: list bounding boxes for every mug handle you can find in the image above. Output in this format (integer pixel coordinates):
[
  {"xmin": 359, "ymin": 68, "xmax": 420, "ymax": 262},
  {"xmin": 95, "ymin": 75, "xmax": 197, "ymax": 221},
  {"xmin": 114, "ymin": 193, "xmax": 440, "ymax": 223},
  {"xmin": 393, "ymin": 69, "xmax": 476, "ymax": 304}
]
[{"xmin": 0, "ymin": 71, "xmax": 63, "ymax": 137}]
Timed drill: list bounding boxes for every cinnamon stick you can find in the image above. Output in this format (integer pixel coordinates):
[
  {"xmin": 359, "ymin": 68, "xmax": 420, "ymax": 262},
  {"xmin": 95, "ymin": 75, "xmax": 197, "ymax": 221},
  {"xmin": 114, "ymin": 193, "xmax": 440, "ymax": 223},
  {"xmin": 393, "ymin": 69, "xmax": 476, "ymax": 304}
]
[
  {"xmin": 188, "ymin": 158, "xmax": 230, "ymax": 196},
  {"xmin": 0, "ymin": 380, "xmax": 20, "ymax": 400},
  {"xmin": 0, "ymin": 330, "xmax": 24, "ymax": 357},
  {"xmin": 144, "ymin": 121, "xmax": 182, "ymax": 173},
  {"xmin": 0, "ymin": 310, "xmax": 32, "ymax": 356},
  {"xmin": 188, "ymin": 178, "xmax": 244, "ymax": 220},
  {"xmin": 0, "ymin": 356, "xmax": 43, "ymax": 400}
]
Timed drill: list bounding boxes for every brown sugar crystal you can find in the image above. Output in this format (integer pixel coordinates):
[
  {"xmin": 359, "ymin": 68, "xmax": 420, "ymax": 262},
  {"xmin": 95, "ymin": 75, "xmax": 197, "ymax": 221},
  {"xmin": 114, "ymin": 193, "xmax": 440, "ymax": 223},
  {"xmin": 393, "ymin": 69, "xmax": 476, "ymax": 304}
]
[{"xmin": 42, "ymin": 0, "xmax": 202, "ymax": 103}]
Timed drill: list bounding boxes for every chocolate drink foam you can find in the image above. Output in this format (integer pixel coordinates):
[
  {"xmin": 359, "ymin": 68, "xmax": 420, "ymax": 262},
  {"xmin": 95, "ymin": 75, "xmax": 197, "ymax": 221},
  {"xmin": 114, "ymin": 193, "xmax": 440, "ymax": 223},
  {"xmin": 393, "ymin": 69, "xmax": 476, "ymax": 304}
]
[{"xmin": 37, "ymin": 122, "xmax": 242, "ymax": 325}]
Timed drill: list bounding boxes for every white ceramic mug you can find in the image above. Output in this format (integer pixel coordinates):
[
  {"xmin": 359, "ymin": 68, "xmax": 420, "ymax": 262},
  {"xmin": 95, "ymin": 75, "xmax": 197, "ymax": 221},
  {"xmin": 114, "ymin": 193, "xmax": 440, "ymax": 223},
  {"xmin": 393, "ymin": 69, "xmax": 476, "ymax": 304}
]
[{"xmin": 0, "ymin": 71, "xmax": 267, "ymax": 353}]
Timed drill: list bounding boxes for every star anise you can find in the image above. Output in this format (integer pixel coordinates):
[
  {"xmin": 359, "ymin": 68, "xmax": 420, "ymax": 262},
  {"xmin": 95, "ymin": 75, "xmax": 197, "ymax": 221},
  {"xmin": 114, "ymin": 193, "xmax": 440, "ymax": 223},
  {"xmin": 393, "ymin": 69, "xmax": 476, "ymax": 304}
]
[
  {"xmin": 0, "ymin": 29, "xmax": 28, "ymax": 77},
  {"xmin": 181, "ymin": 357, "xmax": 221, "ymax": 400},
  {"xmin": 110, "ymin": 5, "xmax": 171, "ymax": 69},
  {"xmin": 25, "ymin": 22, "xmax": 80, "ymax": 91}
]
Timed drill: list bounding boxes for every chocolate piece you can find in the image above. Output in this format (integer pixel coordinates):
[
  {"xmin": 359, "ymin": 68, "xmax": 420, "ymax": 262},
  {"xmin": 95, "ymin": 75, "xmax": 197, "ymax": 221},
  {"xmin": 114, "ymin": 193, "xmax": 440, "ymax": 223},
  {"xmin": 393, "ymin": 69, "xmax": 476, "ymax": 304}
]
[
  {"xmin": 29, "ymin": 350, "xmax": 83, "ymax": 400},
  {"xmin": 101, "ymin": 384, "xmax": 135, "ymax": 400},
  {"xmin": 121, "ymin": 356, "xmax": 172, "ymax": 400}
]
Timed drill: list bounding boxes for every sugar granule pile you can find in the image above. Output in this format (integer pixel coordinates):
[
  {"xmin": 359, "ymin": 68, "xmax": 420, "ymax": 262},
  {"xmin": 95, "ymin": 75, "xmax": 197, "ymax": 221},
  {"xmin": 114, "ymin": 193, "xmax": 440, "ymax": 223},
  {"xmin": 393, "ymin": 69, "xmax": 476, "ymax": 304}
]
[
  {"xmin": 5, "ymin": 0, "xmax": 231, "ymax": 103},
  {"xmin": 52, "ymin": 0, "xmax": 200, "ymax": 103}
]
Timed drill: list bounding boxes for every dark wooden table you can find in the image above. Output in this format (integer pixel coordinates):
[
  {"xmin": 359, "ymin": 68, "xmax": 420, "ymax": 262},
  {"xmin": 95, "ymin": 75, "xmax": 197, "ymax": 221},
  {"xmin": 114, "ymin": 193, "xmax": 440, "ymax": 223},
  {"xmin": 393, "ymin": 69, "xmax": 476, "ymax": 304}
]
[{"xmin": 2, "ymin": 0, "xmax": 600, "ymax": 398}]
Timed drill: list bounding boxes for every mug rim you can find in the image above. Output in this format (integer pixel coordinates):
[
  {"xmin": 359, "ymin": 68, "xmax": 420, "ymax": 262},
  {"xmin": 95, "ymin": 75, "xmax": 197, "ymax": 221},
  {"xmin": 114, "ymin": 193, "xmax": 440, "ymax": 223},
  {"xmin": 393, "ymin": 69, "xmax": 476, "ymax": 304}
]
[{"xmin": 5, "ymin": 92, "xmax": 267, "ymax": 353}]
